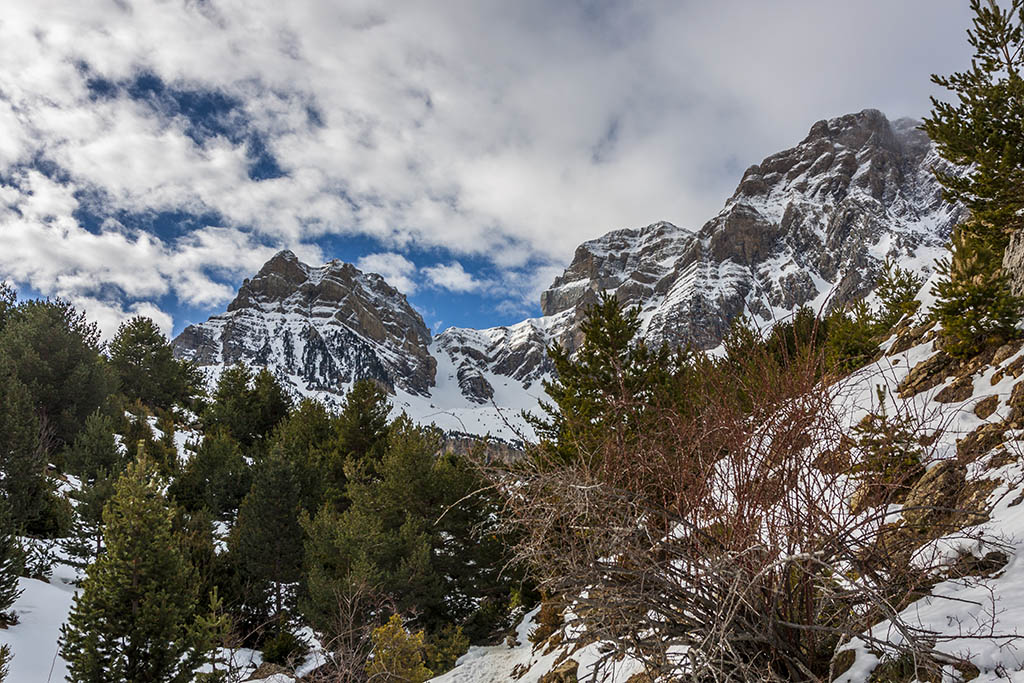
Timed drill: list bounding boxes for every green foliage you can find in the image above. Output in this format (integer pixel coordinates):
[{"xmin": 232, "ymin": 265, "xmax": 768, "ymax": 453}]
[
  {"xmin": 205, "ymin": 365, "xmax": 291, "ymax": 451},
  {"xmin": 852, "ymin": 386, "xmax": 924, "ymax": 485},
  {"xmin": 425, "ymin": 624, "xmax": 470, "ymax": 675},
  {"xmin": 231, "ymin": 445, "xmax": 304, "ymax": 623},
  {"xmin": 59, "ymin": 455, "xmax": 223, "ymax": 682},
  {"xmin": 0, "ymin": 643, "xmax": 9, "ymax": 682},
  {"xmin": 170, "ymin": 429, "xmax": 251, "ymax": 521},
  {"xmin": 824, "ymin": 300, "xmax": 880, "ymax": 374},
  {"xmin": 366, "ymin": 614, "xmax": 432, "ymax": 683},
  {"xmin": 0, "ymin": 353, "xmax": 52, "ymax": 532},
  {"xmin": 270, "ymin": 398, "xmax": 336, "ymax": 514},
  {"xmin": 301, "ymin": 417, "xmax": 516, "ymax": 643},
  {"xmin": 336, "ymin": 380, "xmax": 390, "ymax": 464},
  {"xmin": 259, "ymin": 628, "xmax": 309, "ymax": 666},
  {"xmin": 874, "ymin": 258, "xmax": 924, "ymax": 329},
  {"xmin": 930, "ymin": 228, "xmax": 1024, "ymax": 357},
  {"xmin": 0, "ymin": 283, "xmax": 15, "ymax": 332},
  {"xmin": 0, "ymin": 499, "xmax": 24, "ymax": 624},
  {"xmin": 529, "ymin": 294, "xmax": 678, "ymax": 465},
  {"xmin": 922, "ymin": 0, "xmax": 1024, "ymax": 243},
  {"xmin": 923, "ymin": 1, "xmax": 1024, "ymax": 358},
  {"xmin": 0, "ymin": 298, "xmax": 115, "ymax": 448},
  {"xmin": 109, "ymin": 316, "xmax": 197, "ymax": 410}
]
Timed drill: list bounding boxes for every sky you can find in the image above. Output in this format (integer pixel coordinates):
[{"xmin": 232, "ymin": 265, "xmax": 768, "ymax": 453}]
[{"xmin": 0, "ymin": 0, "xmax": 975, "ymax": 339}]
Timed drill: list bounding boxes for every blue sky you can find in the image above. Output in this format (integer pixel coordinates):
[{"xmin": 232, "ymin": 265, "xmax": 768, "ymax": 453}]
[{"xmin": 0, "ymin": 0, "xmax": 973, "ymax": 338}]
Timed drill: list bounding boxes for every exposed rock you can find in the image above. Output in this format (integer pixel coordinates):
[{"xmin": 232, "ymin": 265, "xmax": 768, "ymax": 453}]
[
  {"xmin": 957, "ymin": 423, "xmax": 1007, "ymax": 463},
  {"xmin": 540, "ymin": 110, "xmax": 963, "ymax": 352},
  {"xmin": 991, "ymin": 353, "xmax": 1024, "ymax": 385},
  {"xmin": 973, "ymin": 395, "xmax": 1000, "ymax": 420},
  {"xmin": 1008, "ymin": 380, "xmax": 1024, "ymax": 424},
  {"xmin": 992, "ymin": 339, "xmax": 1024, "ymax": 366},
  {"xmin": 539, "ymin": 659, "xmax": 579, "ymax": 683},
  {"xmin": 888, "ymin": 320, "xmax": 936, "ymax": 356},
  {"xmin": 934, "ymin": 377, "xmax": 974, "ymax": 404},
  {"xmin": 897, "ymin": 352, "xmax": 957, "ymax": 398},
  {"xmin": 1003, "ymin": 228, "xmax": 1024, "ymax": 297},
  {"xmin": 902, "ymin": 460, "xmax": 966, "ymax": 527},
  {"xmin": 173, "ymin": 250, "xmax": 436, "ymax": 398}
]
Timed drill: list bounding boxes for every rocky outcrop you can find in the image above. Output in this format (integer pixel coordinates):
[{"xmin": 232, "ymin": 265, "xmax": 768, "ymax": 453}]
[
  {"xmin": 172, "ymin": 250, "xmax": 436, "ymax": 396},
  {"xmin": 1003, "ymin": 229, "xmax": 1024, "ymax": 297},
  {"xmin": 540, "ymin": 110, "xmax": 963, "ymax": 351}
]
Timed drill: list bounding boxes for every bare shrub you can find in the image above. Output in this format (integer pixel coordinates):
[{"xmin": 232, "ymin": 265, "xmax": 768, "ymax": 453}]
[{"xmin": 497, "ymin": 344, "xmax": 1012, "ymax": 682}]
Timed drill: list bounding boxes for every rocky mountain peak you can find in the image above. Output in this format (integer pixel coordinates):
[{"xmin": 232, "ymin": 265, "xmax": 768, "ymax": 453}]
[
  {"xmin": 173, "ymin": 252, "xmax": 435, "ymax": 396},
  {"xmin": 542, "ymin": 109, "xmax": 963, "ymax": 350}
]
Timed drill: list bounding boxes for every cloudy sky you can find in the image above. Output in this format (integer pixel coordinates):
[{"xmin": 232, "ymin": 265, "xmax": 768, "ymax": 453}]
[{"xmin": 0, "ymin": 0, "xmax": 973, "ymax": 338}]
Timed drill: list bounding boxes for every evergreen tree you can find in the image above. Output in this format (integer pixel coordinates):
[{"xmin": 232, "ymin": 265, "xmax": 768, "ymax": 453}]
[
  {"xmin": 231, "ymin": 445, "xmax": 304, "ymax": 625},
  {"xmin": 62, "ymin": 412, "xmax": 125, "ymax": 568},
  {"xmin": 170, "ymin": 429, "xmax": 251, "ymax": 521},
  {"xmin": 0, "ymin": 353, "xmax": 51, "ymax": 532},
  {"xmin": 302, "ymin": 418, "xmax": 515, "ymax": 643},
  {"xmin": 59, "ymin": 454, "xmax": 223, "ymax": 683},
  {"xmin": 931, "ymin": 229, "xmax": 1024, "ymax": 357},
  {"xmin": 205, "ymin": 365, "xmax": 290, "ymax": 451},
  {"xmin": 271, "ymin": 399, "xmax": 335, "ymax": 513},
  {"xmin": 0, "ymin": 283, "xmax": 14, "ymax": 333},
  {"xmin": 874, "ymin": 257, "xmax": 924, "ymax": 329},
  {"xmin": 365, "ymin": 614, "xmax": 432, "ymax": 683},
  {"xmin": 0, "ymin": 298, "xmax": 115, "ymax": 448},
  {"xmin": 0, "ymin": 499, "xmax": 24, "ymax": 625},
  {"xmin": 108, "ymin": 316, "xmax": 196, "ymax": 410},
  {"xmin": 528, "ymin": 294, "xmax": 676, "ymax": 465},
  {"xmin": 0, "ymin": 643, "xmax": 10, "ymax": 682},
  {"xmin": 923, "ymin": 0, "xmax": 1024, "ymax": 355},
  {"xmin": 336, "ymin": 380, "xmax": 390, "ymax": 464},
  {"xmin": 922, "ymin": 0, "xmax": 1024, "ymax": 244},
  {"xmin": 823, "ymin": 300, "xmax": 880, "ymax": 374}
]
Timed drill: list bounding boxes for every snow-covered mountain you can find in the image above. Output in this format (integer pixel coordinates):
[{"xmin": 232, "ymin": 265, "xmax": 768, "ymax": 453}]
[{"xmin": 172, "ymin": 109, "xmax": 963, "ymax": 435}]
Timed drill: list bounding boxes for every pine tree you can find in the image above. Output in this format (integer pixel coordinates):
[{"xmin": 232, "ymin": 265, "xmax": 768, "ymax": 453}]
[
  {"xmin": 0, "ymin": 298, "xmax": 115, "ymax": 448},
  {"xmin": 365, "ymin": 614, "xmax": 432, "ymax": 683},
  {"xmin": 528, "ymin": 294, "xmax": 675, "ymax": 465},
  {"xmin": 0, "ymin": 353, "xmax": 51, "ymax": 532},
  {"xmin": 170, "ymin": 429, "xmax": 250, "ymax": 521},
  {"xmin": 62, "ymin": 410, "xmax": 122, "ymax": 569},
  {"xmin": 922, "ymin": 0, "xmax": 1024, "ymax": 244},
  {"xmin": 923, "ymin": 1, "xmax": 1024, "ymax": 355},
  {"xmin": 59, "ymin": 453, "xmax": 222, "ymax": 682},
  {"xmin": 931, "ymin": 229, "xmax": 1024, "ymax": 357},
  {"xmin": 108, "ymin": 316, "xmax": 196, "ymax": 410},
  {"xmin": 270, "ymin": 398, "xmax": 335, "ymax": 513},
  {"xmin": 874, "ymin": 257, "xmax": 924, "ymax": 329},
  {"xmin": 301, "ymin": 418, "xmax": 516, "ymax": 643},
  {"xmin": 205, "ymin": 365, "xmax": 290, "ymax": 451},
  {"xmin": 0, "ymin": 499, "xmax": 24, "ymax": 625},
  {"xmin": 231, "ymin": 445, "xmax": 303, "ymax": 625},
  {"xmin": 0, "ymin": 283, "xmax": 14, "ymax": 333}
]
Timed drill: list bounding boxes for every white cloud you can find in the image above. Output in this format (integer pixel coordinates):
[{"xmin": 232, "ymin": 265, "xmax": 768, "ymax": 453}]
[
  {"xmin": 356, "ymin": 252, "xmax": 419, "ymax": 294},
  {"xmin": 0, "ymin": 0, "xmax": 976, "ymax": 330},
  {"xmin": 423, "ymin": 262, "xmax": 487, "ymax": 294}
]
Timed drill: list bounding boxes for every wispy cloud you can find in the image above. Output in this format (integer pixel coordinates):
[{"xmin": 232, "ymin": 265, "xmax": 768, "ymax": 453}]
[{"xmin": 0, "ymin": 0, "xmax": 974, "ymax": 336}]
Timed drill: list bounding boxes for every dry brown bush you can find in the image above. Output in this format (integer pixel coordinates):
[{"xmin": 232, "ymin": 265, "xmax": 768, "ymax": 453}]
[{"xmin": 496, "ymin": 346, "xmax": 1013, "ymax": 682}]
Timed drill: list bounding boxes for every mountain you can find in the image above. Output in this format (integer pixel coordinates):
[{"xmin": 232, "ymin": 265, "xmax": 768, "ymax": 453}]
[
  {"xmin": 172, "ymin": 109, "xmax": 963, "ymax": 436},
  {"xmin": 171, "ymin": 250, "xmax": 436, "ymax": 395}
]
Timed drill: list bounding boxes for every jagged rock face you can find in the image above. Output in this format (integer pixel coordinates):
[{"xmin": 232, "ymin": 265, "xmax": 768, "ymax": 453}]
[
  {"xmin": 434, "ymin": 316, "xmax": 563, "ymax": 403},
  {"xmin": 171, "ymin": 109, "xmax": 964, "ymax": 424},
  {"xmin": 1003, "ymin": 229, "xmax": 1024, "ymax": 297},
  {"xmin": 172, "ymin": 250, "xmax": 436, "ymax": 396},
  {"xmin": 541, "ymin": 110, "xmax": 964, "ymax": 350}
]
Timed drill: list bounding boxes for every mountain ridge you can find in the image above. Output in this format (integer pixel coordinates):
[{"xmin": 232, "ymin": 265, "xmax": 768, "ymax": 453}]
[{"xmin": 172, "ymin": 109, "xmax": 964, "ymax": 435}]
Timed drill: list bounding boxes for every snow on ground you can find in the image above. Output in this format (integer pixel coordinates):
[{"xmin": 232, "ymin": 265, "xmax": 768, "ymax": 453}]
[{"xmin": 0, "ymin": 564, "xmax": 79, "ymax": 682}]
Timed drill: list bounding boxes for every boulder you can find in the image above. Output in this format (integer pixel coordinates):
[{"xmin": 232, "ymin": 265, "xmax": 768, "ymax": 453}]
[
  {"xmin": 540, "ymin": 659, "xmax": 579, "ymax": 683},
  {"xmin": 897, "ymin": 352, "xmax": 957, "ymax": 398},
  {"xmin": 902, "ymin": 460, "xmax": 965, "ymax": 527}
]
